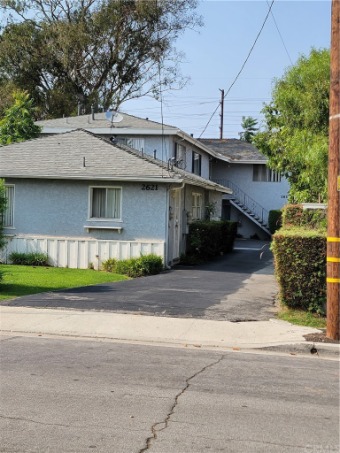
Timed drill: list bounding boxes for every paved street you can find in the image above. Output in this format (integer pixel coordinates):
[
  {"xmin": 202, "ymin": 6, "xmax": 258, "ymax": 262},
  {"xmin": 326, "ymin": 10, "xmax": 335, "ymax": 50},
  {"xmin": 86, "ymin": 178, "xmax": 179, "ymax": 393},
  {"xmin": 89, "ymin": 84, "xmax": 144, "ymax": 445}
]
[
  {"xmin": 0, "ymin": 335, "xmax": 339, "ymax": 453},
  {"xmin": 1, "ymin": 241, "xmax": 278, "ymax": 321}
]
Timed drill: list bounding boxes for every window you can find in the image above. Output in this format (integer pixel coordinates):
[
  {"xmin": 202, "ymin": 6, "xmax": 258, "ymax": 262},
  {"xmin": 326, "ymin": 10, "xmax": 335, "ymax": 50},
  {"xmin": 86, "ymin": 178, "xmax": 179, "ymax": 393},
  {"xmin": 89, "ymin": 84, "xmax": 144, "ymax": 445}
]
[
  {"xmin": 192, "ymin": 193, "xmax": 203, "ymax": 220},
  {"xmin": 2, "ymin": 185, "xmax": 14, "ymax": 227},
  {"xmin": 192, "ymin": 152, "xmax": 202, "ymax": 176},
  {"xmin": 126, "ymin": 138, "xmax": 145, "ymax": 153},
  {"xmin": 174, "ymin": 143, "xmax": 186, "ymax": 169},
  {"xmin": 253, "ymin": 165, "xmax": 281, "ymax": 182},
  {"xmin": 90, "ymin": 187, "xmax": 122, "ymax": 219}
]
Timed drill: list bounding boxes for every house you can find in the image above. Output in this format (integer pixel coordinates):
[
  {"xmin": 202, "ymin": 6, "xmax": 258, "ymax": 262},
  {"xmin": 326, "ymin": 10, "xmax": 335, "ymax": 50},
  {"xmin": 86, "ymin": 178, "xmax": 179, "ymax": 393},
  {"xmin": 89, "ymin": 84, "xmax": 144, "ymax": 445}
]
[
  {"xmin": 200, "ymin": 139, "xmax": 290, "ymax": 239},
  {"xmin": 0, "ymin": 129, "xmax": 231, "ymax": 269},
  {"xmin": 35, "ymin": 111, "xmax": 222, "ymax": 181},
  {"xmin": 35, "ymin": 112, "xmax": 290, "ymax": 239}
]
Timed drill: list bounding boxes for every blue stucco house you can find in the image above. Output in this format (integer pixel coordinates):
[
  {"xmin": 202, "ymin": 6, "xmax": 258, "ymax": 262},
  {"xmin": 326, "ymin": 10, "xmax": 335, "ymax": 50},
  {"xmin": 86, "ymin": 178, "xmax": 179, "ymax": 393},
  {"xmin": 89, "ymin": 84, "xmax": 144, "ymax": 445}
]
[{"xmin": 0, "ymin": 129, "xmax": 230, "ymax": 268}]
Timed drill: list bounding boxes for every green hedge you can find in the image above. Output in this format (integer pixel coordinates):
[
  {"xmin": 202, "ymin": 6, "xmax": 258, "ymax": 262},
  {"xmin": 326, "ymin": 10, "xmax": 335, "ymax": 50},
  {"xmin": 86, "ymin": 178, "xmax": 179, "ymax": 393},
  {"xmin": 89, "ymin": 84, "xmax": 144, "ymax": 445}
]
[
  {"xmin": 272, "ymin": 229, "xmax": 326, "ymax": 314},
  {"xmin": 102, "ymin": 254, "xmax": 163, "ymax": 278},
  {"xmin": 268, "ymin": 210, "xmax": 282, "ymax": 234},
  {"xmin": 185, "ymin": 220, "xmax": 237, "ymax": 260},
  {"xmin": 282, "ymin": 204, "xmax": 327, "ymax": 230}
]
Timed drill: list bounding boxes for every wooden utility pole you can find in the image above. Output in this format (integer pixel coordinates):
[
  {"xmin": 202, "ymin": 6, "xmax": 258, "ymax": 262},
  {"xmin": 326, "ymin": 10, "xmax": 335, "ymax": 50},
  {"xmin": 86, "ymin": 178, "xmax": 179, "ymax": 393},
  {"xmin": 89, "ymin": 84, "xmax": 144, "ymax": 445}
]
[
  {"xmin": 327, "ymin": 0, "xmax": 340, "ymax": 340},
  {"xmin": 219, "ymin": 89, "xmax": 224, "ymax": 140}
]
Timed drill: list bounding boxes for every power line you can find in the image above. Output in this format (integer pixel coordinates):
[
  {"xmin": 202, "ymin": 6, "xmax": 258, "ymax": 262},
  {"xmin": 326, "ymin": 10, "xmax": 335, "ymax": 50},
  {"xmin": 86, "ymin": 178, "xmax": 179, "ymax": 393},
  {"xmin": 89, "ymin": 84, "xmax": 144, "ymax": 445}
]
[
  {"xmin": 267, "ymin": 0, "xmax": 293, "ymax": 66},
  {"xmin": 198, "ymin": 0, "xmax": 276, "ymax": 138}
]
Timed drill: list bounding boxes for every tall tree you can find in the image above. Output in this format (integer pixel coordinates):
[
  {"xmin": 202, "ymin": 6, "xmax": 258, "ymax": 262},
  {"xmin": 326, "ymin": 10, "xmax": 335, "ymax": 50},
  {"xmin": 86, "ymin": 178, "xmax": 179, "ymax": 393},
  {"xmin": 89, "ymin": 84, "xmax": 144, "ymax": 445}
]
[
  {"xmin": 239, "ymin": 116, "xmax": 258, "ymax": 142},
  {"xmin": 0, "ymin": 0, "xmax": 202, "ymax": 118},
  {"xmin": 253, "ymin": 48, "xmax": 330, "ymax": 203},
  {"xmin": 0, "ymin": 91, "xmax": 42, "ymax": 145}
]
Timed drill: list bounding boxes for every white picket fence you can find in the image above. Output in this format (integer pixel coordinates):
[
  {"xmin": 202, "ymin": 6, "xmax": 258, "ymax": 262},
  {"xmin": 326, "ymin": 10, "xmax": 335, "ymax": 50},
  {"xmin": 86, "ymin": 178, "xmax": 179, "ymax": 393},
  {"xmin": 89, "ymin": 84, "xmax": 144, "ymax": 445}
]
[{"xmin": 1, "ymin": 235, "xmax": 165, "ymax": 269}]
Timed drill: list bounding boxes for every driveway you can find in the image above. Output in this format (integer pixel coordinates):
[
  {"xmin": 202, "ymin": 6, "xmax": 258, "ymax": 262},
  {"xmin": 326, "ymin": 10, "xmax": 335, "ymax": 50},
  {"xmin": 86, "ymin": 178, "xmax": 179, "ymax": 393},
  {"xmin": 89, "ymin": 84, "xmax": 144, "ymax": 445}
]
[{"xmin": 2, "ymin": 240, "xmax": 278, "ymax": 321}]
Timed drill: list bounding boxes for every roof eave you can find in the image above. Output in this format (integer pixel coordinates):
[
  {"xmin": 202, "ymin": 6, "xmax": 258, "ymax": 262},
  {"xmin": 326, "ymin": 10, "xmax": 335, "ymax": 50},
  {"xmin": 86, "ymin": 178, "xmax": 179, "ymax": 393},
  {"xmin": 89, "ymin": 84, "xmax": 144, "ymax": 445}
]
[
  {"xmin": 0, "ymin": 174, "xmax": 181, "ymax": 182},
  {"xmin": 39, "ymin": 127, "xmax": 178, "ymax": 136}
]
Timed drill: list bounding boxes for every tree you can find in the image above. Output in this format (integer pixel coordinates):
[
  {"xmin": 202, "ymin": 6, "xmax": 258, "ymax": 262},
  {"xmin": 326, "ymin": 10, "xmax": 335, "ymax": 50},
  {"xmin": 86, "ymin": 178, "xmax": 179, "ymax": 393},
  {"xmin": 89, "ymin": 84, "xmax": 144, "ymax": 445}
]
[
  {"xmin": 253, "ymin": 48, "xmax": 330, "ymax": 203},
  {"xmin": 0, "ymin": 91, "xmax": 42, "ymax": 145},
  {"xmin": 0, "ymin": 0, "xmax": 202, "ymax": 118},
  {"xmin": 239, "ymin": 116, "xmax": 258, "ymax": 142},
  {"xmin": 0, "ymin": 179, "xmax": 7, "ymax": 252}
]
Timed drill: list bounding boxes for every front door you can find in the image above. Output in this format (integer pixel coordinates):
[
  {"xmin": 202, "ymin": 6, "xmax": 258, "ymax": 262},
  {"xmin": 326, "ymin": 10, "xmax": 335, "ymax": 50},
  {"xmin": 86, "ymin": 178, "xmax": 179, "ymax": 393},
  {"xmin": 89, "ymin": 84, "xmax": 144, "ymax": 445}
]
[{"xmin": 168, "ymin": 189, "xmax": 181, "ymax": 264}]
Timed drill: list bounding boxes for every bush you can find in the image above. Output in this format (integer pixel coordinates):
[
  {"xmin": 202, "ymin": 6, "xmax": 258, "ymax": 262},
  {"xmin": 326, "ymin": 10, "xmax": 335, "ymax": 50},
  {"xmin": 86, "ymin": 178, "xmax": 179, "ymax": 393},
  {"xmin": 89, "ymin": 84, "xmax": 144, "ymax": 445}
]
[
  {"xmin": 102, "ymin": 254, "xmax": 163, "ymax": 278},
  {"xmin": 9, "ymin": 252, "xmax": 49, "ymax": 266},
  {"xmin": 185, "ymin": 220, "xmax": 237, "ymax": 261},
  {"xmin": 268, "ymin": 210, "xmax": 282, "ymax": 234},
  {"xmin": 271, "ymin": 229, "xmax": 326, "ymax": 314},
  {"xmin": 282, "ymin": 204, "xmax": 327, "ymax": 230},
  {"xmin": 101, "ymin": 258, "xmax": 117, "ymax": 272}
]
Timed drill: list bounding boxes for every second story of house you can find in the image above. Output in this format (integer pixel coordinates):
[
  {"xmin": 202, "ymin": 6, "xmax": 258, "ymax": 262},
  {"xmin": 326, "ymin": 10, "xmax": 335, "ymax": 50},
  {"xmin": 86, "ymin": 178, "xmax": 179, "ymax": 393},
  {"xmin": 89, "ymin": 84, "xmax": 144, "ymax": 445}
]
[
  {"xmin": 35, "ymin": 111, "xmax": 221, "ymax": 181},
  {"xmin": 199, "ymin": 138, "xmax": 290, "ymax": 214}
]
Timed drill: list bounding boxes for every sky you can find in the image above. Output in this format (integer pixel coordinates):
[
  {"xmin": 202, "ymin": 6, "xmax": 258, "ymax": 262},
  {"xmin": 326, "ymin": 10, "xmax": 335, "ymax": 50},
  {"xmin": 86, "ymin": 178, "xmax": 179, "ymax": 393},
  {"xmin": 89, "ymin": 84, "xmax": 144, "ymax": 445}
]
[{"xmin": 122, "ymin": 0, "xmax": 332, "ymax": 139}]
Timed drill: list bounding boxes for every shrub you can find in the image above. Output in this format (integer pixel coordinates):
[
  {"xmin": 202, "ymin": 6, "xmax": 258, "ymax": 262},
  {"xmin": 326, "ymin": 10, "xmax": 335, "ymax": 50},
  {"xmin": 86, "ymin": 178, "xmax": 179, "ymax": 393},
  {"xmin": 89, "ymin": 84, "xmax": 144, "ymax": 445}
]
[
  {"xmin": 268, "ymin": 210, "xmax": 282, "ymax": 234},
  {"xmin": 137, "ymin": 254, "xmax": 163, "ymax": 275},
  {"xmin": 271, "ymin": 229, "xmax": 326, "ymax": 314},
  {"xmin": 185, "ymin": 220, "xmax": 237, "ymax": 261},
  {"xmin": 101, "ymin": 258, "xmax": 117, "ymax": 273},
  {"xmin": 103, "ymin": 254, "xmax": 163, "ymax": 278},
  {"xmin": 282, "ymin": 204, "xmax": 327, "ymax": 230},
  {"xmin": 9, "ymin": 252, "xmax": 49, "ymax": 266}
]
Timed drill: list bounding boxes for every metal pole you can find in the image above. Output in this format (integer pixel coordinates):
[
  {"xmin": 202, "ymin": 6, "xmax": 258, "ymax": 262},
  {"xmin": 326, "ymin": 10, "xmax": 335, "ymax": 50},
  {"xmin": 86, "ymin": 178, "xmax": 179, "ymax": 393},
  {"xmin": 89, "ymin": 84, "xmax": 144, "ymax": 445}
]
[
  {"xmin": 219, "ymin": 89, "xmax": 224, "ymax": 140},
  {"xmin": 327, "ymin": 0, "xmax": 340, "ymax": 340}
]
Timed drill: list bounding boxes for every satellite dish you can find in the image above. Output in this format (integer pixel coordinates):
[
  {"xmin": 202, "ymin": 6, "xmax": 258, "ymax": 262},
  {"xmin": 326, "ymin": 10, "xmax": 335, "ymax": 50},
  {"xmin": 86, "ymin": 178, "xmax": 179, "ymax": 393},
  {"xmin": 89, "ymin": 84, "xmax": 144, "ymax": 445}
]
[
  {"xmin": 105, "ymin": 110, "xmax": 112, "ymax": 121},
  {"xmin": 105, "ymin": 110, "xmax": 123, "ymax": 124}
]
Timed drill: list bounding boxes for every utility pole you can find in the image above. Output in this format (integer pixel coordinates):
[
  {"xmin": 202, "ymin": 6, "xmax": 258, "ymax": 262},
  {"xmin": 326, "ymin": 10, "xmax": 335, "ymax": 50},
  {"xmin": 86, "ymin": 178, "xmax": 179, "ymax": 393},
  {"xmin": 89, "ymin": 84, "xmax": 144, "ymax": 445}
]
[
  {"xmin": 219, "ymin": 89, "xmax": 224, "ymax": 140},
  {"xmin": 327, "ymin": 0, "xmax": 340, "ymax": 340}
]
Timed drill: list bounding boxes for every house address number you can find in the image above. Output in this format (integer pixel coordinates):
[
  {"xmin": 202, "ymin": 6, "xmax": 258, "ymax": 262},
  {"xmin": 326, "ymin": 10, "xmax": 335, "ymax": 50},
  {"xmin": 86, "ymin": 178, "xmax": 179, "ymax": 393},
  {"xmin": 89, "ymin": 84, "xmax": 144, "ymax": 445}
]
[{"xmin": 141, "ymin": 184, "xmax": 158, "ymax": 191}]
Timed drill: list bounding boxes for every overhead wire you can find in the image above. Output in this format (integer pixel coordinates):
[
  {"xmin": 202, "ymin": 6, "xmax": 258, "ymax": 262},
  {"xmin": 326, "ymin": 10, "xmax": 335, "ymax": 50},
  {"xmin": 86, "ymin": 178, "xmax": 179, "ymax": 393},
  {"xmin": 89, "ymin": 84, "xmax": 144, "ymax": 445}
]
[
  {"xmin": 266, "ymin": 0, "xmax": 293, "ymax": 66},
  {"xmin": 198, "ymin": 0, "xmax": 276, "ymax": 138}
]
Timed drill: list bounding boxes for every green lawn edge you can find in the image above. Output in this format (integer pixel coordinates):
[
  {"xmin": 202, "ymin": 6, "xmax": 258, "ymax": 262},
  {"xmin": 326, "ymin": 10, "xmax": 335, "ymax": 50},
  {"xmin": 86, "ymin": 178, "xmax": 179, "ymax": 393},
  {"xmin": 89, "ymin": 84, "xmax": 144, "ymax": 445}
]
[
  {"xmin": 277, "ymin": 307, "xmax": 326, "ymax": 329},
  {"xmin": 0, "ymin": 264, "xmax": 129, "ymax": 301}
]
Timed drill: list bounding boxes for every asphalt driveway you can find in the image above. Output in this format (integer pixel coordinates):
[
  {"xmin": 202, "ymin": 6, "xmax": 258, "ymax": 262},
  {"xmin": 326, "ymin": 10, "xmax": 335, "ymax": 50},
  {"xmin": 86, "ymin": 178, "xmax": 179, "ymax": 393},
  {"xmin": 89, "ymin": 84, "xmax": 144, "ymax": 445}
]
[{"xmin": 2, "ymin": 240, "xmax": 278, "ymax": 322}]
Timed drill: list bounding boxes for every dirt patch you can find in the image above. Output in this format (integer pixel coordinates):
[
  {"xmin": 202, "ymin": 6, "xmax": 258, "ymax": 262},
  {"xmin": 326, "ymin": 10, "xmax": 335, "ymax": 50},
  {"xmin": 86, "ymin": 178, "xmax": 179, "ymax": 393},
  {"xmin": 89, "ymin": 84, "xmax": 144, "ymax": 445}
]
[{"xmin": 304, "ymin": 331, "xmax": 340, "ymax": 344}]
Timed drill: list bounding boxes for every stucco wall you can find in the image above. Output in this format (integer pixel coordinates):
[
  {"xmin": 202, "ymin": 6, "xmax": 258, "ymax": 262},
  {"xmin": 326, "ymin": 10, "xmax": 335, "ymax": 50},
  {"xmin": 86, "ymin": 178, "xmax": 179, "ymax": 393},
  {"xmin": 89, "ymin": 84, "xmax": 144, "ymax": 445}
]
[
  {"xmin": 4, "ymin": 178, "xmax": 168, "ymax": 242},
  {"xmin": 212, "ymin": 162, "xmax": 289, "ymax": 212},
  {"xmin": 98, "ymin": 133, "xmax": 212, "ymax": 180}
]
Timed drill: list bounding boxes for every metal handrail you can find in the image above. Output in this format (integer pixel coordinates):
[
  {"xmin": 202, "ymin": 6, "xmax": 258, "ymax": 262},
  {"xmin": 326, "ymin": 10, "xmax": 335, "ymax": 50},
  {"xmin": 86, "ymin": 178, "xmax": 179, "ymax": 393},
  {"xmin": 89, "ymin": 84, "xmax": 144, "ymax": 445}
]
[{"xmin": 213, "ymin": 178, "xmax": 269, "ymax": 225}]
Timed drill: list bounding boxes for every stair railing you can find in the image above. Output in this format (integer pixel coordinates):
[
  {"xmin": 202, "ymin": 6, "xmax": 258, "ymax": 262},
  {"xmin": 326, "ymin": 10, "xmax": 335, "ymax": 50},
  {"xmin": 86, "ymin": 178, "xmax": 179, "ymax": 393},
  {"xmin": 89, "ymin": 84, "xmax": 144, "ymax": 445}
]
[{"xmin": 213, "ymin": 179, "xmax": 269, "ymax": 226}]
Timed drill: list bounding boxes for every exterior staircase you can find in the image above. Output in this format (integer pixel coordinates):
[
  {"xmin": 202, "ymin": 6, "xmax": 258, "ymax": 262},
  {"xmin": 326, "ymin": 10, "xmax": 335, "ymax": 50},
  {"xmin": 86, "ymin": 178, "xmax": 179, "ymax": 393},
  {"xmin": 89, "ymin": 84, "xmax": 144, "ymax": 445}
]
[{"xmin": 213, "ymin": 179, "xmax": 271, "ymax": 236}]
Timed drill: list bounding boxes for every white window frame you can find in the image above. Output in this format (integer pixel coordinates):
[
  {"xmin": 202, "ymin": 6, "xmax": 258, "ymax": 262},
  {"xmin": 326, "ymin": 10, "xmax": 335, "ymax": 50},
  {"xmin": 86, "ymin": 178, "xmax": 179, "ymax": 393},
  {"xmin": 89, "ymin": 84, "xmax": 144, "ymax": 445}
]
[
  {"xmin": 89, "ymin": 186, "xmax": 122, "ymax": 221},
  {"xmin": 253, "ymin": 165, "xmax": 282, "ymax": 182},
  {"xmin": 192, "ymin": 192, "xmax": 203, "ymax": 220},
  {"xmin": 174, "ymin": 142, "xmax": 186, "ymax": 169},
  {"xmin": 2, "ymin": 184, "xmax": 15, "ymax": 228}
]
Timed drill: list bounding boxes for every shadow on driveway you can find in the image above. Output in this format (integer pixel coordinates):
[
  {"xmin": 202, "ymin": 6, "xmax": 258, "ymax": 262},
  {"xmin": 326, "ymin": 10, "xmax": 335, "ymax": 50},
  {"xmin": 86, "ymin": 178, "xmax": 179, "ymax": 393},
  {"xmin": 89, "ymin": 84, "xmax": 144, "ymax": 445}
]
[{"xmin": 2, "ymin": 241, "xmax": 278, "ymax": 321}]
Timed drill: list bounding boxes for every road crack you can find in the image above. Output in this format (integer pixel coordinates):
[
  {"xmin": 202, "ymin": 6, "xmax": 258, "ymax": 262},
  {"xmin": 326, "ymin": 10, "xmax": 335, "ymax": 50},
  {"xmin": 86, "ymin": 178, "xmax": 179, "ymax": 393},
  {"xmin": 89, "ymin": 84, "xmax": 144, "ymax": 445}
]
[
  {"xmin": 0, "ymin": 414, "xmax": 70, "ymax": 428},
  {"xmin": 138, "ymin": 354, "xmax": 226, "ymax": 453}
]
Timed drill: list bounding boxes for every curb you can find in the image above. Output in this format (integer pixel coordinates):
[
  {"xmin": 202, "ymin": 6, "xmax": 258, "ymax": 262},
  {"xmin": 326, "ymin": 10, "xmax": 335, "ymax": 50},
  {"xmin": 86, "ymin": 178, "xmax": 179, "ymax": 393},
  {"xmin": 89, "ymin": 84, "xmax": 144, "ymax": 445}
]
[{"xmin": 254, "ymin": 342, "xmax": 340, "ymax": 358}]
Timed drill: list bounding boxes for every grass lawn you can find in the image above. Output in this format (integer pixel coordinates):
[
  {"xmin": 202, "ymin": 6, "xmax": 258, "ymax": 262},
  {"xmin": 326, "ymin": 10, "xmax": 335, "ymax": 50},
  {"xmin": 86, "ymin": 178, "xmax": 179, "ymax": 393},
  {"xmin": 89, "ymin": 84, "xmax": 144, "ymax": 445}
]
[
  {"xmin": 0, "ymin": 265, "xmax": 129, "ymax": 302},
  {"xmin": 277, "ymin": 307, "xmax": 326, "ymax": 329}
]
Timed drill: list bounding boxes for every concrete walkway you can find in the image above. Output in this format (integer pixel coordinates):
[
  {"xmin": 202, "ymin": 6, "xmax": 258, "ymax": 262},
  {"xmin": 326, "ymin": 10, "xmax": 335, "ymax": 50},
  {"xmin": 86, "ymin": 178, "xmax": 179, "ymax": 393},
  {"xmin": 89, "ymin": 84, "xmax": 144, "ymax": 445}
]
[
  {"xmin": 1, "ymin": 240, "xmax": 339, "ymax": 358},
  {"xmin": 1, "ymin": 306, "xmax": 339, "ymax": 358}
]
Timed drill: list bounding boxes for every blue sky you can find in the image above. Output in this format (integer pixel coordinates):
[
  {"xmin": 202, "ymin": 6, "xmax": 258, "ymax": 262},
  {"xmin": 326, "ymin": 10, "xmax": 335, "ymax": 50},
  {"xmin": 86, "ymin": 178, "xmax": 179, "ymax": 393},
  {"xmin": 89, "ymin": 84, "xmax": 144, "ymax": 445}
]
[{"xmin": 123, "ymin": 0, "xmax": 332, "ymax": 139}]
